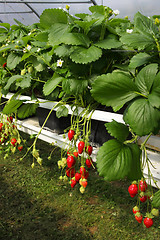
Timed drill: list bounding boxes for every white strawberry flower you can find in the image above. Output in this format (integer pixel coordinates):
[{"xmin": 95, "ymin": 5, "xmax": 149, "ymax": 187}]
[
  {"xmin": 126, "ymin": 29, "xmax": 133, "ymax": 34},
  {"xmin": 113, "ymin": 9, "xmax": 120, "ymax": 15},
  {"xmin": 37, "ymin": 48, "xmax": 41, "ymax": 52},
  {"xmin": 26, "ymin": 45, "xmax": 31, "ymax": 51},
  {"xmin": 57, "ymin": 59, "xmax": 64, "ymax": 67}
]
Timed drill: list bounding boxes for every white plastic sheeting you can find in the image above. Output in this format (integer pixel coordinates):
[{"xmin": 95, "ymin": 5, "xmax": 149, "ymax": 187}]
[{"xmin": 0, "ymin": 0, "xmax": 160, "ymax": 25}]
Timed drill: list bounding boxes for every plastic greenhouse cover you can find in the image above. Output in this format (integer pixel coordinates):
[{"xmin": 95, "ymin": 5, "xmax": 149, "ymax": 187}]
[{"xmin": 0, "ymin": 0, "xmax": 160, "ymax": 25}]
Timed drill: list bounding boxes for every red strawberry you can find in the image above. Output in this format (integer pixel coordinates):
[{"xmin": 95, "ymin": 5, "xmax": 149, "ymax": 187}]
[
  {"xmin": 2, "ymin": 62, "xmax": 7, "ymax": 68},
  {"xmin": 0, "ymin": 123, "xmax": 3, "ymax": 131},
  {"xmin": 73, "ymin": 151, "xmax": 78, "ymax": 158},
  {"xmin": 80, "ymin": 166, "xmax": 86, "ymax": 176},
  {"xmin": 139, "ymin": 195, "xmax": 147, "ymax": 203},
  {"xmin": 11, "ymin": 138, "xmax": 17, "ymax": 146},
  {"xmin": 7, "ymin": 116, "xmax": 13, "ymax": 123},
  {"xmin": 68, "ymin": 129, "xmax": 75, "ymax": 141},
  {"xmin": 128, "ymin": 184, "xmax": 138, "ymax": 197},
  {"xmin": 81, "ymin": 180, "xmax": 88, "ymax": 188},
  {"xmin": 86, "ymin": 145, "xmax": 93, "ymax": 155},
  {"xmin": 86, "ymin": 158, "xmax": 93, "ymax": 168},
  {"xmin": 71, "ymin": 179, "xmax": 77, "ymax": 188},
  {"xmin": 139, "ymin": 179, "xmax": 147, "ymax": 192},
  {"xmin": 78, "ymin": 141, "xmax": 85, "ymax": 154},
  {"xmin": 144, "ymin": 217, "xmax": 153, "ymax": 228},
  {"xmin": 135, "ymin": 212, "xmax": 143, "ymax": 223},
  {"xmin": 81, "ymin": 171, "xmax": 89, "ymax": 179},
  {"xmin": 18, "ymin": 145, "xmax": 23, "ymax": 151},
  {"xmin": 75, "ymin": 172, "xmax": 81, "ymax": 182},
  {"xmin": 66, "ymin": 167, "xmax": 75, "ymax": 178},
  {"xmin": 67, "ymin": 155, "xmax": 75, "ymax": 168},
  {"xmin": 133, "ymin": 206, "xmax": 140, "ymax": 214}
]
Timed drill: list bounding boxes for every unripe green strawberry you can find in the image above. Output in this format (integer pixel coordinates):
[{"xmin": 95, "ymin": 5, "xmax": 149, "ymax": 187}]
[
  {"xmin": 80, "ymin": 186, "xmax": 85, "ymax": 194},
  {"xmin": 28, "ymin": 66, "xmax": 33, "ymax": 73},
  {"xmin": 21, "ymin": 69, "xmax": 26, "ymax": 75},
  {"xmin": 37, "ymin": 157, "xmax": 42, "ymax": 165},
  {"xmin": 151, "ymin": 208, "xmax": 159, "ymax": 217},
  {"xmin": 59, "ymin": 176, "xmax": 63, "ymax": 181}
]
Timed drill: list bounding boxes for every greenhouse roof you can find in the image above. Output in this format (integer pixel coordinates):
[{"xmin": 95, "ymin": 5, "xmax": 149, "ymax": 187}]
[{"xmin": 0, "ymin": 0, "xmax": 160, "ymax": 25}]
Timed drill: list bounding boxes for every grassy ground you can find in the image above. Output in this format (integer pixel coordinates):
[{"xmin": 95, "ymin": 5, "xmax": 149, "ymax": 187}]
[{"xmin": 0, "ymin": 133, "xmax": 160, "ymax": 240}]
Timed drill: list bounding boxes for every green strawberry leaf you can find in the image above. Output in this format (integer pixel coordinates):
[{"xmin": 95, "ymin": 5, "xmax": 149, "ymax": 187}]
[
  {"xmin": 56, "ymin": 105, "xmax": 68, "ymax": 118},
  {"xmin": 43, "ymin": 73, "xmax": 64, "ymax": 96},
  {"xmin": 95, "ymin": 34, "xmax": 122, "ymax": 49},
  {"xmin": 127, "ymin": 143, "xmax": 142, "ymax": 180},
  {"xmin": 129, "ymin": 52, "xmax": 152, "ymax": 69},
  {"xmin": 91, "ymin": 71, "xmax": 139, "ymax": 110},
  {"xmin": 120, "ymin": 33, "xmax": 154, "ymax": 50},
  {"xmin": 70, "ymin": 45, "xmax": 102, "ymax": 64},
  {"xmin": 4, "ymin": 75, "xmax": 23, "ymax": 91},
  {"xmin": 124, "ymin": 98, "xmax": 160, "ymax": 136},
  {"xmin": 105, "ymin": 120, "xmax": 130, "ymax": 142},
  {"xmin": 7, "ymin": 52, "xmax": 21, "ymax": 70},
  {"xmin": 135, "ymin": 63, "xmax": 158, "ymax": 96},
  {"xmin": 48, "ymin": 23, "xmax": 70, "ymax": 47},
  {"xmin": 62, "ymin": 33, "xmax": 90, "ymax": 47},
  {"xmin": 148, "ymin": 72, "xmax": 160, "ymax": 108},
  {"xmin": 40, "ymin": 9, "xmax": 67, "ymax": 29},
  {"xmin": 3, "ymin": 99, "xmax": 23, "ymax": 114},
  {"xmin": 152, "ymin": 190, "xmax": 160, "ymax": 208},
  {"xmin": 17, "ymin": 103, "xmax": 39, "ymax": 119},
  {"xmin": 16, "ymin": 74, "xmax": 31, "ymax": 89},
  {"xmin": 96, "ymin": 139, "xmax": 132, "ymax": 181},
  {"xmin": 62, "ymin": 78, "xmax": 88, "ymax": 95},
  {"xmin": 89, "ymin": 5, "xmax": 106, "ymax": 15},
  {"xmin": 134, "ymin": 12, "xmax": 159, "ymax": 37},
  {"xmin": 54, "ymin": 45, "xmax": 71, "ymax": 57},
  {"xmin": 74, "ymin": 19, "xmax": 98, "ymax": 34}
]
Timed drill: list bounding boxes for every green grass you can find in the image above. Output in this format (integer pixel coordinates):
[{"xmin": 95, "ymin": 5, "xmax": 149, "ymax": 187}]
[{"xmin": 0, "ymin": 133, "xmax": 160, "ymax": 240}]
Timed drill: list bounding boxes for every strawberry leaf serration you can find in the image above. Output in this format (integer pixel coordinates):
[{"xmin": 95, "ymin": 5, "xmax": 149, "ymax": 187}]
[
  {"xmin": 105, "ymin": 120, "xmax": 129, "ymax": 142},
  {"xmin": 96, "ymin": 139, "xmax": 142, "ymax": 181},
  {"xmin": 70, "ymin": 45, "xmax": 102, "ymax": 64}
]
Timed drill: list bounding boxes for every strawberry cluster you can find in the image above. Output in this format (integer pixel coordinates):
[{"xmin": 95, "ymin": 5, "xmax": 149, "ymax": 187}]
[
  {"xmin": 128, "ymin": 179, "xmax": 159, "ymax": 228},
  {"xmin": 58, "ymin": 128, "xmax": 94, "ymax": 194},
  {"xmin": 0, "ymin": 114, "xmax": 24, "ymax": 158}
]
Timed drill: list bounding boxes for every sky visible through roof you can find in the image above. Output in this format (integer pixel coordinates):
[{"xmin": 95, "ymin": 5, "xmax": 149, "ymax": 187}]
[{"xmin": 0, "ymin": 0, "xmax": 160, "ymax": 25}]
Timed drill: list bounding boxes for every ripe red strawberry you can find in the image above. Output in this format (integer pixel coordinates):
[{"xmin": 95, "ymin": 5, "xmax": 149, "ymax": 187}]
[
  {"xmin": 78, "ymin": 141, "xmax": 85, "ymax": 154},
  {"xmin": 11, "ymin": 138, "xmax": 17, "ymax": 146},
  {"xmin": 2, "ymin": 62, "xmax": 7, "ymax": 68},
  {"xmin": 0, "ymin": 123, "xmax": 3, "ymax": 131},
  {"xmin": 139, "ymin": 179, "xmax": 147, "ymax": 192},
  {"xmin": 135, "ymin": 212, "xmax": 143, "ymax": 223},
  {"xmin": 144, "ymin": 217, "xmax": 153, "ymax": 228},
  {"xmin": 86, "ymin": 158, "xmax": 93, "ymax": 168},
  {"xmin": 80, "ymin": 166, "xmax": 86, "ymax": 176},
  {"xmin": 86, "ymin": 145, "xmax": 93, "ymax": 155},
  {"xmin": 67, "ymin": 155, "xmax": 75, "ymax": 168},
  {"xmin": 75, "ymin": 172, "xmax": 81, "ymax": 182},
  {"xmin": 68, "ymin": 129, "xmax": 75, "ymax": 141},
  {"xmin": 66, "ymin": 167, "xmax": 75, "ymax": 178},
  {"xmin": 133, "ymin": 206, "xmax": 140, "ymax": 214},
  {"xmin": 81, "ymin": 180, "xmax": 88, "ymax": 188},
  {"xmin": 128, "ymin": 183, "xmax": 138, "ymax": 197},
  {"xmin": 7, "ymin": 116, "xmax": 13, "ymax": 123},
  {"xmin": 139, "ymin": 195, "xmax": 147, "ymax": 203},
  {"xmin": 18, "ymin": 145, "xmax": 23, "ymax": 151},
  {"xmin": 73, "ymin": 151, "xmax": 78, "ymax": 158},
  {"xmin": 71, "ymin": 178, "xmax": 77, "ymax": 188}
]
